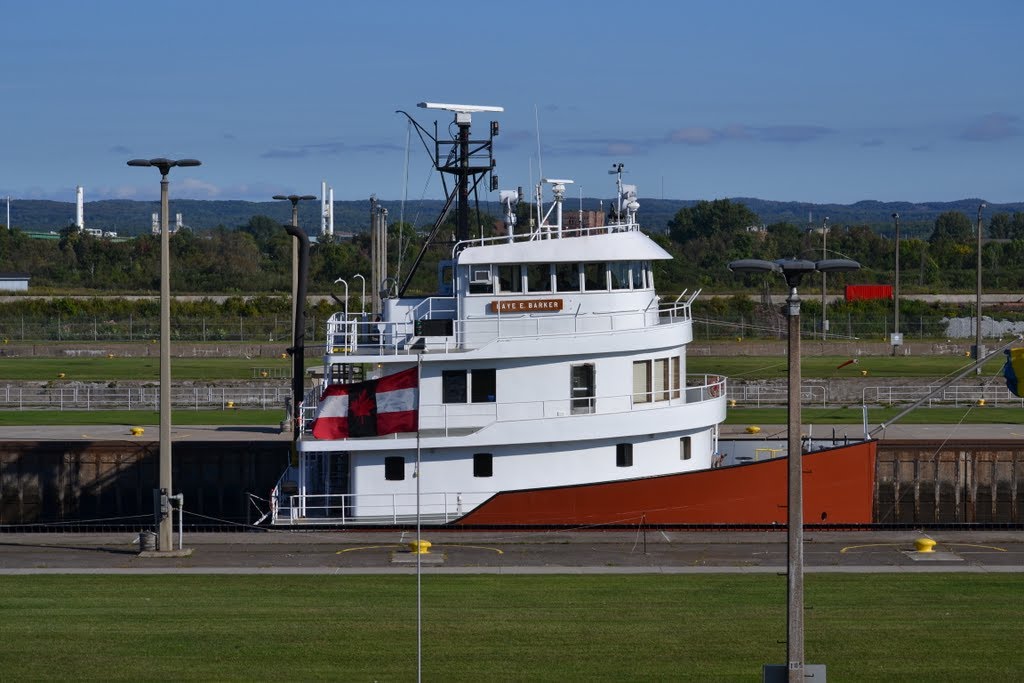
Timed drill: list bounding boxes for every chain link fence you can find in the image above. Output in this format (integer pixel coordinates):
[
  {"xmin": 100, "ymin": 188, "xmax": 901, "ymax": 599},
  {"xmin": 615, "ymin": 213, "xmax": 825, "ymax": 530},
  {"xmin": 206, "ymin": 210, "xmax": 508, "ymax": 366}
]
[{"xmin": 0, "ymin": 315, "xmax": 330, "ymax": 343}]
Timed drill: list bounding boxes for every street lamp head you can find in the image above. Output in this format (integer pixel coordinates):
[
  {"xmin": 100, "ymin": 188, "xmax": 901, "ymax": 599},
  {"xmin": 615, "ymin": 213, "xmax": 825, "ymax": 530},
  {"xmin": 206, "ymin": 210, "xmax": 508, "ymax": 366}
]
[
  {"xmin": 892, "ymin": 212, "xmax": 899, "ymax": 220},
  {"xmin": 816, "ymin": 258, "xmax": 861, "ymax": 274},
  {"xmin": 273, "ymin": 194, "xmax": 318, "ymax": 202},
  {"xmin": 127, "ymin": 157, "xmax": 202, "ymax": 176},
  {"xmin": 728, "ymin": 258, "xmax": 780, "ymax": 275}
]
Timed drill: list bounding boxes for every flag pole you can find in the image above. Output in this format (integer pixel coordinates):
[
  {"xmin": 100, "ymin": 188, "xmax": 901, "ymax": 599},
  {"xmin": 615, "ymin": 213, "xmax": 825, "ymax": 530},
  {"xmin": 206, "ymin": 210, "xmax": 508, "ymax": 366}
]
[{"xmin": 416, "ymin": 353, "xmax": 423, "ymax": 683}]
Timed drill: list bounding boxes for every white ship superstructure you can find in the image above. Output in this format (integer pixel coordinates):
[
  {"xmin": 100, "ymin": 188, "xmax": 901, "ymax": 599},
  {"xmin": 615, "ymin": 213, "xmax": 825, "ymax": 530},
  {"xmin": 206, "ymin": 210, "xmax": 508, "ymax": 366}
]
[{"xmin": 270, "ymin": 104, "xmax": 727, "ymax": 525}]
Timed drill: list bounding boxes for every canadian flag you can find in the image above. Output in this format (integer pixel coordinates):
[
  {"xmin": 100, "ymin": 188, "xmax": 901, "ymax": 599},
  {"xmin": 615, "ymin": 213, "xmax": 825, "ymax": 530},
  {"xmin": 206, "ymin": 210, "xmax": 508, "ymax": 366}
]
[{"xmin": 311, "ymin": 367, "xmax": 419, "ymax": 439}]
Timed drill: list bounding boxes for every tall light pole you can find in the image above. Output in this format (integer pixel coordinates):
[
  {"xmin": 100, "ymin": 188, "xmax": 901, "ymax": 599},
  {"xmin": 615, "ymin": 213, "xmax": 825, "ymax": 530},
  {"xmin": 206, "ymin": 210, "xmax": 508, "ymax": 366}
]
[
  {"xmin": 127, "ymin": 157, "xmax": 201, "ymax": 553},
  {"xmin": 892, "ymin": 213, "xmax": 900, "ymax": 356},
  {"xmin": 273, "ymin": 194, "xmax": 317, "ymax": 356},
  {"xmin": 976, "ymin": 203, "xmax": 987, "ymax": 374},
  {"xmin": 730, "ymin": 256, "xmax": 860, "ymax": 682},
  {"xmin": 353, "ymin": 274, "xmax": 366, "ymax": 315},
  {"xmin": 820, "ymin": 217, "xmax": 828, "ymax": 341}
]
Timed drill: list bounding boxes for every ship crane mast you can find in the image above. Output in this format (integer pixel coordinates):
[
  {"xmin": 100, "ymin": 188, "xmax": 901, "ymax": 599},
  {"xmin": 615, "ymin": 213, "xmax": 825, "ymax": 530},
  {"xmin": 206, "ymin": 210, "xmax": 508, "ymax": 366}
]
[{"xmin": 395, "ymin": 102, "xmax": 502, "ymax": 297}]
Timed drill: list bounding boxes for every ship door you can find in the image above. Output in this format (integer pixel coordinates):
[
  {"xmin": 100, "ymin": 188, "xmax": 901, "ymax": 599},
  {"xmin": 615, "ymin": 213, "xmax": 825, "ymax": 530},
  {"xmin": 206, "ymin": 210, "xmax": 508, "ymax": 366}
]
[{"xmin": 571, "ymin": 363, "xmax": 596, "ymax": 414}]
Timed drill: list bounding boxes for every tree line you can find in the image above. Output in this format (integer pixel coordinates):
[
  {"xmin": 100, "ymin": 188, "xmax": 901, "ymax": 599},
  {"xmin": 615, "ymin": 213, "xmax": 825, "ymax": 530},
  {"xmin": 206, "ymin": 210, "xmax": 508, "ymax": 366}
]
[{"xmin": 3, "ymin": 202, "xmax": 1024, "ymax": 299}]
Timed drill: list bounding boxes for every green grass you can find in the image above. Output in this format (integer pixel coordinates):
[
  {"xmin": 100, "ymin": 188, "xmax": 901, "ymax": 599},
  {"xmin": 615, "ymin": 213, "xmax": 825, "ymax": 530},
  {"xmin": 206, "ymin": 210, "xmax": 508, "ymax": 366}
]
[
  {"xmin": 0, "ymin": 574, "xmax": 1020, "ymax": 680},
  {"xmin": 0, "ymin": 409, "xmax": 283, "ymax": 426},
  {"xmin": 1, "ymin": 355, "xmax": 1006, "ymax": 381}
]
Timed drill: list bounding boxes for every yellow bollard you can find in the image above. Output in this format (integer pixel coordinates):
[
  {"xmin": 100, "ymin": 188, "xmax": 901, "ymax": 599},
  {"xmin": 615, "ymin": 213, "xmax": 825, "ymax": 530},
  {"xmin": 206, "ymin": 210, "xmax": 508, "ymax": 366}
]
[
  {"xmin": 280, "ymin": 352, "xmax": 288, "ymax": 359},
  {"xmin": 130, "ymin": 426, "xmax": 145, "ymax": 436},
  {"xmin": 410, "ymin": 540, "xmax": 432, "ymax": 555},
  {"xmin": 57, "ymin": 372, "xmax": 65, "ymax": 379},
  {"xmin": 977, "ymin": 398, "xmax": 985, "ymax": 406},
  {"xmin": 226, "ymin": 401, "xmax": 235, "ymax": 409},
  {"xmin": 728, "ymin": 399, "xmax": 737, "ymax": 408},
  {"xmin": 914, "ymin": 538, "xmax": 936, "ymax": 553},
  {"xmin": 745, "ymin": 425, "xmax": 761, "ymax": 434},
  {"xmin": 860, "ymin": 369, "xmax": 868, "ymax": 376}
]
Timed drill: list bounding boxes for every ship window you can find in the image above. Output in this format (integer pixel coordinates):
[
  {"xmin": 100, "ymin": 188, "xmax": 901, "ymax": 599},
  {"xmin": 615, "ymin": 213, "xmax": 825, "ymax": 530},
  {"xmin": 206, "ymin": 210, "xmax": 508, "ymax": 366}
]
[
  {"xmin": 384, "ymin": 456, "xmax": 405, "ymax": 480},
  {"xmin": 471, "ymin": 368, "xmax": 497, "ymax": 403},
  {"xmin": 442, "ymin": 370, "xmax": 467, "ymax": 403},
  {"xmin": 632, "ymin": 360, "xmax": 651, "ymax": 404},
  {"xmin": 468, "ymin": 265, "xmax": 493, "ymax": 294},
  {"xmin": 616, "ymin": 443, "xmax": 633, "ymax": 468},
  {"xmin": 653, "ymin": 358, "xmax": 669, "ymax": 401},
  {"xmin": 680, "ymin": 437, "xmax": 692, "ymax": 461},
  {"xmin": 671, "ymin": 356, "xmax": 681, "ymax": 399},
  {"xmin": 609, "ymin": 262, "xmax": 630, "ymax": 290},
  {"xmin": 497, "ymin": 264, "xmax": 523, "ymax": 293},
  {"xmin": 555, "ymin": 263, "xmax": 579, "ymax": 292},
  {"xmin": 645, "ymin": 261, "xmax": 654, "ymax": 289},
  {"xmin": 473, "ymin": 453, "xmax": 493, "ymax": 478},
  {"xmin": 630, "ymin": 261, "xmax": 644, "ymax": 289},
  {"xmin": 583, "ymin": 262, "xmax": 605, "ymax": 291},
  {"xmin": 526, "ymin": 263, "xmax": 552, "ymax": 292},
  {"xmin": 571, "ymin": 363, "xmax": 596, "ymax": 414}
]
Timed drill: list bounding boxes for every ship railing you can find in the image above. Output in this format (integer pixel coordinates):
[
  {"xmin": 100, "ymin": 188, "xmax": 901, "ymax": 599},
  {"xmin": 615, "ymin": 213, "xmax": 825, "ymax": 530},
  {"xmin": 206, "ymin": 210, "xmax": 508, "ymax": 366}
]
[
  {"xmin": 272, "ymin": 491, "xmax": 497, "ymax": 525},
  {"xmin": 324, "ymin": 302, "xmax": 691, "ymax": 357},
  {"xmin": 863, "ymin": 384, "xmax": 1024, "ymax": 407},
  {"xmin": 453, "ymin": 220, "xmax": 640, "ymax": 252},
  {"xmin": 725, "ymin": 384, "xmax": 827, "ymax": 407},
  {"xmin": 299, "ymin": 374, "xmax": 725, "ymax": 436}
]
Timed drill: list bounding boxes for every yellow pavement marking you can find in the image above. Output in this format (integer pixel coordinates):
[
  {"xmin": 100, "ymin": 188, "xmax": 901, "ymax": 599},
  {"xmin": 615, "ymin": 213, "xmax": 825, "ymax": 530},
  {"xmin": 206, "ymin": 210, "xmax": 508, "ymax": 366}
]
[
  {"xmin": 840, "ymin": 543, "xmax": 901, "ymax": 553},
  {"xmin": 335, "ymin": 544, "xmax": 504, "ymax": 555},
  {"xmin": 840, "ymin": 542, "xmax": 1006, "ymax": 554},
  {"xmin": 439, "ymin": 544, "xmax": 504, "ymax": 555}
]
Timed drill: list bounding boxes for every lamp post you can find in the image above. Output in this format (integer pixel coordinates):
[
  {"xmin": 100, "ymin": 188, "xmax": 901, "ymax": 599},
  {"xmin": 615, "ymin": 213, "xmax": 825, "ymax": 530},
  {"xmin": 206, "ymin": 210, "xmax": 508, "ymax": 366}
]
[
  {"xmin": 273, "ymin": 194, "xmax": 317, "ymax": 355},
  {"xmin": 976, "ymin": 203, "xmax": 987, "ymax": 374},
  {"xmin": 353, "ymin": 274, "xmax": 366, "ymax": 315},
  {"xmin": 127, "ymin": 157, "xmax": 201, "ymax": 553},
  {"xmin": 729, "ymin": 256, "xmax": 860, "ymax": 682},
  {"xmin": 820, "ymin": 217, "xmax": 828, "ymax": 341},
  {"xmin": 892, "ymin": 213, "xmax": 900, "ymax": 356}
]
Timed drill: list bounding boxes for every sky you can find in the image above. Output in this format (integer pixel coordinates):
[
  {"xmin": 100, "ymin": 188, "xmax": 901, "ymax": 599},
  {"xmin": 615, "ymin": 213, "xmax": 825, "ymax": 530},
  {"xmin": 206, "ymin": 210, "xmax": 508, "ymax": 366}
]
[{"xmin": 2, "ymin": 0, "xmax": 1022, "ymax": 206}]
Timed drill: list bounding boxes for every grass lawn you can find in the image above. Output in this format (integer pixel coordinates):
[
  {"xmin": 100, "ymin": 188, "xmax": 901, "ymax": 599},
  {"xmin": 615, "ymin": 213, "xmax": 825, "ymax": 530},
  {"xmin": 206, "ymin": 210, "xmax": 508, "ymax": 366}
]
[
  {"xmin": 0, "ymin": 354, "xmax": 1009, "ymax": 381},
  {"xmin": 0, "ymin": 574, "xmax": 1020, "ymax": 680}
]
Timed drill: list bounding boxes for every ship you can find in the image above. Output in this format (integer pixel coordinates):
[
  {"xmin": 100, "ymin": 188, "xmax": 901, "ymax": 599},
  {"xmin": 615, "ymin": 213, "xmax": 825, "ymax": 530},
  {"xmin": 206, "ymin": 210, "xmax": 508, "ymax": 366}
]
[{"xmin": 267, "ymin": 102, "xmax": 876, "ymax": 527}]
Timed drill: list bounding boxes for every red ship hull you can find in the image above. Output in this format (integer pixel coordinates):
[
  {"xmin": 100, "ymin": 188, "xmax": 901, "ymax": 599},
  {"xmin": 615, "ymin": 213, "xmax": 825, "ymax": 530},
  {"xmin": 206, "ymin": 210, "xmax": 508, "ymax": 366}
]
[{"xmin": 456, "ymin": 440, "xmax": 877, "ymax": 526}]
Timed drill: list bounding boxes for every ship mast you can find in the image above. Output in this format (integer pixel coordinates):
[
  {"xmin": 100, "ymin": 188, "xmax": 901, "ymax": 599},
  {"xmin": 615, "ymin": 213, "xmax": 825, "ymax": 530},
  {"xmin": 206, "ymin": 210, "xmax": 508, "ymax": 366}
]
[{"xmin": 395, "ymin": 102, "xmax": 502, "ymax": 297}]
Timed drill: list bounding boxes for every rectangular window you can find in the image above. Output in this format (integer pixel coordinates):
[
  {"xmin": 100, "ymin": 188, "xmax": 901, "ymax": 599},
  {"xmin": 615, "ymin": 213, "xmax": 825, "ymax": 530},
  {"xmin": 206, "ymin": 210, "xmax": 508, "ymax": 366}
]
[
  {"xmin": 497, "ymin": 264, "xmax": 522, "ymax": 293},
  {"xmin": 630, "ymin": 261, "xmax": 644, "ymax": 289},
  {"xmin": 571, "ymin": 363, "xmax": 596, "ymax": 414},
  {"xmin": 442, "ymin": 370, "xmax": 467, "ymax": 403},
  {"xmin": 526, "ymin": 263, "xmax": 552, "ymax": 292},
  {"xmin": 609, "ymin": 262, "xmax": 630, "ymax": 290},
  {"xmin": 555, "ymin": 263, "xmax": 579, "ymax": 292},
  {"xmin": 471, "ymin": 368, "xmax": 496, "ymax": 403},
  {"xmin": 468, "ymin": 265, "xmax": 493, "ymax": 294},
  {"xmin": 680, "ymin": 437, "xmax": 692, "ymax": 461},
  {"xmin": 632, "ymin": 360, "xmax": 651, "ymax": 404},
  {"xmin": 473, "ymin": 453, "xmax": 493, "ymax": 478},
  {"xmin": 384, "ymin": 456, "xmax": 405, "ymax": 480},
  {"xmin": 583, "ymin": 262, "xmax": 605, "ymax": 291},
  {"xmin": 653, "ymin": 358, "xmax": 669, "ymax": 402},
  {"xmin": 616, "ymin": 443, "xmax": 633, "ymax": 468},
  {"xmin": 645, "ymin": 262, "xmax": 654, "ymax": 289},
  {"xmin": 671, "ymin": 356, "xmax": 681, "ymax": 399}
]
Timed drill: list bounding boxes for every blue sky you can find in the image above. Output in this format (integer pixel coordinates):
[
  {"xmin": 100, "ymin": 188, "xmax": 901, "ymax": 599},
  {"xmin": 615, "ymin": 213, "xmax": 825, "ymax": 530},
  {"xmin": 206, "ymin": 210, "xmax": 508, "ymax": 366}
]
[{"xmin": 2, "ymin": 0, "xmax": 1021, "ymax": 206}]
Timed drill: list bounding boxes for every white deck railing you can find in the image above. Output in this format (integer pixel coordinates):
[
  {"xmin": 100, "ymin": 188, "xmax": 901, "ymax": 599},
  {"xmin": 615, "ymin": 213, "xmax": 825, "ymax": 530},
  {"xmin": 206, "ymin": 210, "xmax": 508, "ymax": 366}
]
[
  {"xmin": 325, "ymin": 290, "xmax": 697, "ymax": 357},
  {"xmin": 298, "ymin": 374, "xmax": 726, "ymax": 436}
]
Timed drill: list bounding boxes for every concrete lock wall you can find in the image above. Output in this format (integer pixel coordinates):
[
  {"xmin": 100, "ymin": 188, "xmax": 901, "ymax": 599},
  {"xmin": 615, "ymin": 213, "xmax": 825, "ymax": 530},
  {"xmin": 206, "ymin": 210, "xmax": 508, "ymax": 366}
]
[{"xmin": 0, "ymin": 441, "xmax": 286, "ymax": 526}]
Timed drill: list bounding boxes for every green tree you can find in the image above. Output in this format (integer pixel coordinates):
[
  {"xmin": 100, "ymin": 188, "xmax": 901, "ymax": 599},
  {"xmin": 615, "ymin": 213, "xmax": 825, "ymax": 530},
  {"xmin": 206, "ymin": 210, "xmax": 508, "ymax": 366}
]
[
  {"xmin": 667, "ymin": 199, "xmax": 759, "ymax": 244},
  {"xmin": 929, "ymin": 211, "xmax": 972, "ymax": 244}
]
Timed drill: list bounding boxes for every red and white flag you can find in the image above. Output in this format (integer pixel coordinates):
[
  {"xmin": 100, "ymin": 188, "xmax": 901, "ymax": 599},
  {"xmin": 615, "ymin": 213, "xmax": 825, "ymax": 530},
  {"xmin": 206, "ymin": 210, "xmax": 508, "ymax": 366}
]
[{"xmin": 311, "ymin": 367, "xmax": 418, "ymax": 439}]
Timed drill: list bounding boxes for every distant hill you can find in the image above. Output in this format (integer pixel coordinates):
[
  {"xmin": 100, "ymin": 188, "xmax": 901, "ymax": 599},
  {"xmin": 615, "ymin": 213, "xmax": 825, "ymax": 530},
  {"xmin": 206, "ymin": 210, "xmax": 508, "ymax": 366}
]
[{"xmin": 6, "ymin": 197, "xmax": 1023, "ymax": 238}]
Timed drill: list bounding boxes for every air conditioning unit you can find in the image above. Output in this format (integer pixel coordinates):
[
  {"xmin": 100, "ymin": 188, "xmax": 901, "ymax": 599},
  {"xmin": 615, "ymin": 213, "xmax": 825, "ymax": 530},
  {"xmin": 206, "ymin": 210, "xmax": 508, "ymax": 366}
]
[{"xmin": 470, "ymin": 269, "xmax": 492, "ymax": 284}]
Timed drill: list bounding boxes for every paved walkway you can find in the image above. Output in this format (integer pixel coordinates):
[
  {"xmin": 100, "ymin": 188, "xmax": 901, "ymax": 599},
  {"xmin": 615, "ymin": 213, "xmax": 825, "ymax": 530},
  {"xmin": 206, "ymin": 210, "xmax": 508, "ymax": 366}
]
[{"xmin": 2, "ymin": 530, "xmax": 1022, "ymax": 574}]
